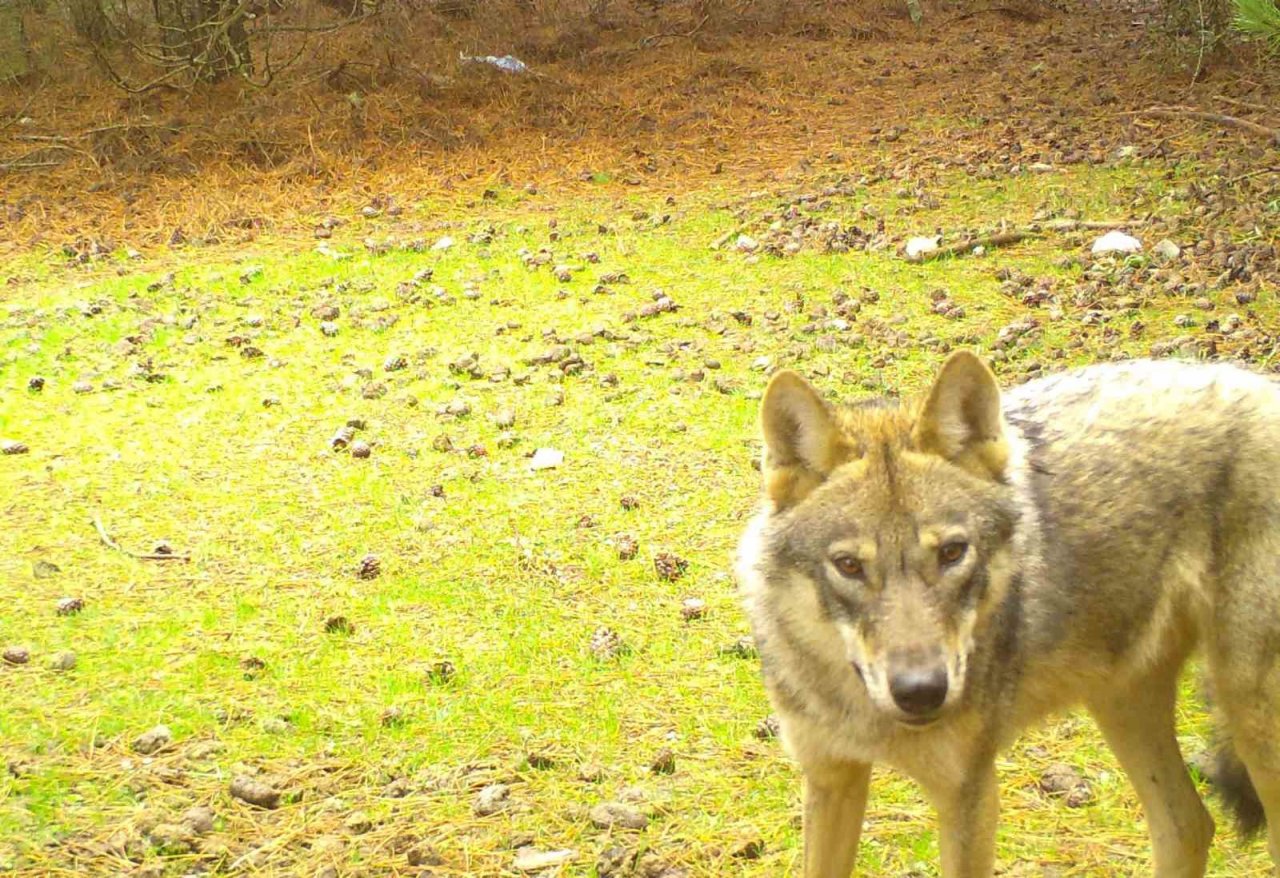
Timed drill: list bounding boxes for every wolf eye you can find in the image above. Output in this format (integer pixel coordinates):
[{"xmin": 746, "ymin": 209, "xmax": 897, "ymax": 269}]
[
  {"xmin": 938, "ymin": 541, "xmax": 969, "ymax": 566},
  {"xmin": 831, "ymin": 555, "xmax": 864, "ymax": 579}
]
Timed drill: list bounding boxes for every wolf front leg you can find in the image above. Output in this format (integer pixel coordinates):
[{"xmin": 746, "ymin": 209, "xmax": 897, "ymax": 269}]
[
  {"xmin": 926, "ymin": 763, "xmax": 999, "ymax": 878},
  {"xmin": 802, "ymin": 761, "xmax": 871, "ymax": 878}
]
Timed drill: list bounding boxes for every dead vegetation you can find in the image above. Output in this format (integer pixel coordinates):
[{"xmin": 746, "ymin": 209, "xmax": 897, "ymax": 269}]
[{"xmin": 0, "ymin": 0, "xmax": 1277, "ymax": 255}]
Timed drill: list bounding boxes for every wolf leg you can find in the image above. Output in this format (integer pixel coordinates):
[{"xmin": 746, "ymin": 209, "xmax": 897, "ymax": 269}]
[
  {"xmin": 922, "ymin": 761, "xmax": 998, "ymax": 878},
  {"xmin": 1087, "ymin": 669, "xmax": 1213, "ymax": 878},
  {"xmin": 802, "ymin": 761, "xmax": 871, "ymax": 878}
]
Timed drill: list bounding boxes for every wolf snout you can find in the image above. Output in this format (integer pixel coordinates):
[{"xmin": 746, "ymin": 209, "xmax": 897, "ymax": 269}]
[{"xmin": 888, "ymin": 665, "xmax": 948, "ymax": 717}]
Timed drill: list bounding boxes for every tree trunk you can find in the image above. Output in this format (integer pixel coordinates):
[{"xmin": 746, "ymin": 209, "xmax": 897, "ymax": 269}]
[
  {"xmin": 152, "ymin": 0, "xmax": 251, "ymax": 82},
  {"xmin": 68, "ymin": 0, "xmax": 110, "ymax": 44},
  {"xmin": 0, "ymin": 0, "xmax": 30, "ymax": 81}
]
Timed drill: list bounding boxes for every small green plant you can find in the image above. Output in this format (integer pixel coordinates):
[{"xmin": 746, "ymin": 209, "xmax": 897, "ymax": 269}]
[{"xmin": 1234, "ymin": 0, "xmax": 1280, "ymax": 47}]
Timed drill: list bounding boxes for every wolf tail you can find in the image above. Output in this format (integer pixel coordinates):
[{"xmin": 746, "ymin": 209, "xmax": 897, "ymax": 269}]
[{"xmin": 1213, "ymin": 739, "xmax": 1268, "ymax": 837}]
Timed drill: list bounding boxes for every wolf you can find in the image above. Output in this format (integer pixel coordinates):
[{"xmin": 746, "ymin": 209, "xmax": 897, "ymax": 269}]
[{"xmin": 735, "ymin": 351, "xmax": 1280, "ymax": 877}]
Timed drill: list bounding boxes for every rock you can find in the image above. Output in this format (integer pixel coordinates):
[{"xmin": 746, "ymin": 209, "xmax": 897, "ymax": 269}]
[
  {"xmin": 1038, "ymin": 763, "xmax": 1093, "ymax": 807},
  {"xmin": 181, "ymin": 805, "xmax": 216, "ymax": 835},
  {"xmin": 132, "ymin": 725, "xmax": 172, "ymax": 755},
  {"xmin": 513, "ymin": 847, "xmax": 576, "ymax": 872},
  {"xmin": 261, "ymin": 717, "xmax": 291, "ymax": 735},
  {"xmin": 2, "ymin": 646, "xmax": 30, "ymax": 665},
  {"xmin": 529, "ymin": 448, "xmax": 564, "ymax": 471},
  {"xmin": 432, "ymin": 236, "xmax": 455, "ymax": 251},
  {"xmin": 229, "ymin": 775, "xmax": 281, "ymax": 809},
  {"xmin": 588, "ymin": 802, "xmax": 648, "ymax": 830},
  {"xmin": 48, "ymin": 651, "xmax": 77, "ymax": 672},
  {"xmin": 311, "ymin": 835, "xmax": 346, "ymax": 858},
  {"xmin": 406, "ymin": 842, "xmax": 444, "ymax": 866},
  {"xmin": 904, "ymin": 235, "xmax": 941, "ymax": 260},
  {"xmin": 148, "ymin": 822, "xmax": 196, "ymax": 852},
  {"xmin": 734, "ymin": 234, "xmax": 759, "ymax": 253},
  {"xmin": 680, "ymin": 598, "xmax": 707, "ymax": 621},
  {"xmin": 1, "ymin": 440, "xmax": 29, "ymax": 455},
  {"xmin": 344, "ymin": 810, "xmax": 374, "ymax": 834},
  {"xmin": 1153, "ymin": 239, "xmax": 1181, "ymax": 262},
  {"xmin": 732, "ymin": 837, "xmax": 766, "ymax": 859},
  {"xmin": 350, "ymin": 440, "xmax": 372, "ymax": 459},
  {"xmin": 474, "ymin": 783, "xmax": 510, "ymax": 816},
  {"xmin": 1091, "ymin": 231, "xmax": 1142, "ymax": 256},
  {"xmin": 320, "ymin": 321, "xmax": 339, "ymax": 337},
  {"xmin": 597, "ymin": 845, "xmax": 636, "ymax": 876}
]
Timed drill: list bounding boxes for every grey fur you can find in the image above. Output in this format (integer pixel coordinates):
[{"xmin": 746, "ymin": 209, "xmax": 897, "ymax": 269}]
[{"xmin": 737, "ymin": 354, "xmax": 1280, "ymax": 877}]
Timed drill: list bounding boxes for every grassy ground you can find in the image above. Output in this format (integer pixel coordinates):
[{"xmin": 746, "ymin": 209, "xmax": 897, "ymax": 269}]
[{"xmin": 1, "ymin": 147, "xmax": 1278, "ymax": 877}]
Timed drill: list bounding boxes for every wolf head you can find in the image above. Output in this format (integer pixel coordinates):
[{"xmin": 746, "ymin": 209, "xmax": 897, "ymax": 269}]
[{"xmin": 756, "ymin": 352, "xmax": 1018, "ymax": 728}]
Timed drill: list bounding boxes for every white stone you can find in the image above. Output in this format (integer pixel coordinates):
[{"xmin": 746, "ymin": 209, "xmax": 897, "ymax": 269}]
[
  {"xmin": 1091, "ymin": 231, "xmax": 1142, "ymax": 256},
  {"xmin": 530, "ymin": 448, "xmax": 564, "ymax": 471},
  {"xmin": 905, "ymin": 235, "xmax": 940, "ymax": 259}
]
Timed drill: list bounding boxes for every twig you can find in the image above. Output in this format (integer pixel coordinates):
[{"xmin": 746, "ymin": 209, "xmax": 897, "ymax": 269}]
[
  {"xmin": 710, "ymin": 224, "xmax": 748, "ymax": 250},
  {"xmin": 1225, "ymin": 166, "xmax": 1280, "ymax": 185},
  {"xmin": 91, "ymin": 514, "xmax": 190, "ymax": 562},
  {"xmin": 638, "ymin": 14, "xmax": 709, "ymax": 48},
  {"xmin": 1129, "ymin": 107, "xmax": 1280, "ymax": 146},
  {"xmin": 1040, "ymin": 218, "xmax": 1140, "ymax": 231},
  {"xmin": 0, "ymin": 86, "xmax": 43, "ymax": 136},
  {"xmin": 1214, "ymin": 94, "xmax": 1272, "ymax": 113}
]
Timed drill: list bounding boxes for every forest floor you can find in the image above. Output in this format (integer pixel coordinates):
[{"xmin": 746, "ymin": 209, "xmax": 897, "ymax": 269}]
[{"xmin": 1, "ymin": 0, "xmax": 1279, "ymax": 874}]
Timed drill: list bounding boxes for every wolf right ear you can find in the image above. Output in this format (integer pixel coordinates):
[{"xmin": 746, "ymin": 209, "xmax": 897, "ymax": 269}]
[{"xmin": 760, "ymin": 371, "xmax": 845, "ymax": 509}]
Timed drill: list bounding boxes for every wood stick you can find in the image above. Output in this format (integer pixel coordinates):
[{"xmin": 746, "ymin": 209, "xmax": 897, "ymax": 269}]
[
  {"xmin": 92, "ymin": 514, "xmax": 190, "ymax": 562},
  {"xmin": 907, "ymin": 230, "xmax": 1035, "ymax": 262},
  {"xmin": 1130, "ymin": 107, "xmax": 1280, "ymax": 146}
]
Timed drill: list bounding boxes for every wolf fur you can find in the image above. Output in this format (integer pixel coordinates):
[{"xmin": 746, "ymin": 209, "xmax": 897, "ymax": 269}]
[{"xmin": 736, "ymin": 352, "xmax": 1280, "ymax": 877}]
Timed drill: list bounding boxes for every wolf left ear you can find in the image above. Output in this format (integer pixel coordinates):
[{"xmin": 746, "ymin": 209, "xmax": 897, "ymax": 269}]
[{"xmin": 913, "ymin": 351, "xmax": 1008, "ymax": 480}]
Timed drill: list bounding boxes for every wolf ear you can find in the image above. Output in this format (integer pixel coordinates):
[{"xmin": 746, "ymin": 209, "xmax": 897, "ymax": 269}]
[
  {"xmin": 913, "ymin": 351, "xmax": 1008, "ymax": 480},
  {"xmin": 760, "ymin": 371, "xmax": 846, "ymax": 508}
]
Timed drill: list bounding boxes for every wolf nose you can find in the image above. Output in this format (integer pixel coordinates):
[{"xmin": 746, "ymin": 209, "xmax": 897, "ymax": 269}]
[{"xmin": 888, "ymin": 667, "xmax": 948, "ymax": 716}]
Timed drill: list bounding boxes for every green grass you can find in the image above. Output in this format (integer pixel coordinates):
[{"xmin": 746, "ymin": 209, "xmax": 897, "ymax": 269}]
[{"xmin": 1, "ymin": 158, "xmax": 1276, "ymax": 876}]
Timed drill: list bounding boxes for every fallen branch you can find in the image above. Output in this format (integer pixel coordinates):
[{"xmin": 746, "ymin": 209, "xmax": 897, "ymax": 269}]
[
  {"xmin": 1129, "ymin": 107, "xmax": 1280, "ymax": 146},
  {"xmin": 1226, "ymin": 166, "xmax": 1280, "ymax": 185},
  {"xmin": 92, "ymin": 514, "xmax": 190, "ymax": 562},
  {"xmin": 1039, "ymin": 218, "xmax": 1139, "ymax": 231},
  {"xmin": 710, "ymin": 224, "xmax": 748, "ymax": 250},
  {"xmin": 907, "ymin": 230, "xmax": 1036, "ymax": 263},
  {"xmin": 905, "ymin": 218, "xmax": 1146, "ymax": 263}
]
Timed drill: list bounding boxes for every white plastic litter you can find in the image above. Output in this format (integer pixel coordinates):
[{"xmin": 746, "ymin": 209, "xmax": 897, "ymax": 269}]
[{"xmin": 460, "ymin": 53, "xmax": 529, "ymax": 74}]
